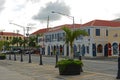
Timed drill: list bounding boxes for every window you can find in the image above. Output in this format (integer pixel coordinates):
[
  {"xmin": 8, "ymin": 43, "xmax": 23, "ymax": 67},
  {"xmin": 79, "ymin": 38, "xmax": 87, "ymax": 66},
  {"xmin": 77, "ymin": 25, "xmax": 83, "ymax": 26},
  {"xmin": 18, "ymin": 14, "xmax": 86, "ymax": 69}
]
[
  {"xmin": 86, "ymin": 46, "xmax": 89, "ymax": 54},
  {"xmin": 6, "ymin": 37, "xmax": 8, "ymax": 40},
  {"xmin": 97, "ymin": 44, "xmax": 102, "ymax": 53},
  {"xmin": 57, "ymin": 33, "xmax": 60, "ymax": 41},
  {"xmin": 52, "ymin": 34, "xmax": 54, "ymax": 41},
  {"xmin": 10, "ymin": 37, "xmax": 12, "ymax": 40},
  {"xmin": 88, "ymin": 29, "xmax": 90, "ymax": 36},
  {"xmin": 96, "ymin": 29, "xmax": 100, "ymax": 36},
  {"xmin": 106, "ymin": 30, "xmax": 108, "ymax": 36}
]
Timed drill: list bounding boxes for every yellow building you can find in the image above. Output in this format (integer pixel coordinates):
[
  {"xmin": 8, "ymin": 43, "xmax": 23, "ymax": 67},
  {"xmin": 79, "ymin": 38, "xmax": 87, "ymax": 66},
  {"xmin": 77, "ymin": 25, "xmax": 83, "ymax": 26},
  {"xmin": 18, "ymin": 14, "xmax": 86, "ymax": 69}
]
[
  {"xmin": 82, "ymin": 20, "xmax": 120, "ymax": 57},
  {"xmin": 0, "ymin": 32, "xmax": 24, "ymax": 50},
  {"xmin": 0, "ymin": 32, "xmax": 24, "ymax": 41}
]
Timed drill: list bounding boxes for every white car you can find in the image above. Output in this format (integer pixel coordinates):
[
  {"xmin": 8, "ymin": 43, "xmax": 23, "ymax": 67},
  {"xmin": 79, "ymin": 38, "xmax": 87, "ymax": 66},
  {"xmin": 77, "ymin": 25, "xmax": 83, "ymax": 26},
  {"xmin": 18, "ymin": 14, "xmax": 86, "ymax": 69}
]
[{"xmin": 1, "ymin": 51, "xmax": 10, "ymax": 54}]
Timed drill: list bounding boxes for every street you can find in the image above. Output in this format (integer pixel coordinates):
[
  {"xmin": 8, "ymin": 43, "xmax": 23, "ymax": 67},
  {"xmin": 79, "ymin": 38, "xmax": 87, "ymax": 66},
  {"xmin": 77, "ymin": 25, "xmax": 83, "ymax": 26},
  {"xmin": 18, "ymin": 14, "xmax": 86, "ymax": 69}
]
[{"xmin": 6, "ymin": 54, "xmax": 118, "ymax": 77}]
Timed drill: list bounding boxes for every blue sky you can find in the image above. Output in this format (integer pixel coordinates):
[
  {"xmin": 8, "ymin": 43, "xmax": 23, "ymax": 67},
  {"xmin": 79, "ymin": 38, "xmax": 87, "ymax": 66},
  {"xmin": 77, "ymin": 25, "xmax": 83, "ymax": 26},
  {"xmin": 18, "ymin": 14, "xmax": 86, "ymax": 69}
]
[{"xmin": 0, "ymin": 0, "xmax": 119, "ymax": 35}]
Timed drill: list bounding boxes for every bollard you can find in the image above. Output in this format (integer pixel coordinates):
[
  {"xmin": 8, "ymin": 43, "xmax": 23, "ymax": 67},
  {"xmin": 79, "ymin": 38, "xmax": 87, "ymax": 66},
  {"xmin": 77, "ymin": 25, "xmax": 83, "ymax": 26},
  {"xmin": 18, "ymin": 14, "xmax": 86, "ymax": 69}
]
[
  {"xmin": 28, "ymin": 51, "xmax": 32, "ymax": 63},
  {"xmin": 79, "ymin": 56, "xmax": 83, "ymax": 72},
  {"xmin": 39, "ymin": 54, "xmax": 43, "ymax": 65},
  {"xmin": 55, "ymin": 54, "xmax": 58, "ymax": 68},
  {"xmin": 116, "ymin": 55, "xmax": 120, "ymax": 79},
  {"xmin": 39, "ymin": 47, "xmax": 43, "ymax": 65},
  {"xmin": 9, "ymin": 52, "xmax": 11, "ymax": 60},
  {"xmin": 14, "ymin": 52, "xmax": 16, "ymax": 61},
  {"xmin": 20, "ymin": 51, "xmax": 23, "ymax": 62}
]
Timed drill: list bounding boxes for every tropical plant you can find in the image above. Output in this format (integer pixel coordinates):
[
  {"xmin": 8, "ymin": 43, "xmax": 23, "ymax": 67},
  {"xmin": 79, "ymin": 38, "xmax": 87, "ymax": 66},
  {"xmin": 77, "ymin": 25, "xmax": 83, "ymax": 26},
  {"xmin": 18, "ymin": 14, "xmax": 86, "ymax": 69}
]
[
  {"xmin": 62, "ymin": 26, "xmax": 88, "ymax": 59},
  {"xmin": 3, "ymin": 41, "xmax": 10, "ymax": 50},
  {"xmin": 0, "ymin": 53, "xmax": 6, "ymax": 60},
  {"xmin": 17, "ymin": 37, "xmax": 24, "ymax": 47},
  {"xmin": 29, "ymin": 36, "xmax": 36, "ymax": 47},
  {"xmin": 11, "ymin": 37, "xmax": 18, "ymax": 46},
  {"xmin": 57, "ymin": 59, "xmax": 83, "ymax": 75},
  {"xmin": 0, "ymin": 41, "xmax": 4, "ymax": 50}
]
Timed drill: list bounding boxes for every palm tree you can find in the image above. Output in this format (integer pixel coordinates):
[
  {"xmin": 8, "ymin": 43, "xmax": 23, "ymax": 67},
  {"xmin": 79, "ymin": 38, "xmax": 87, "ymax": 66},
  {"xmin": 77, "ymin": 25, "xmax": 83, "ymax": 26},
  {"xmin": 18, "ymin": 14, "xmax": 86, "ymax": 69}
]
[
  {"xmin": 18, "ymin": 37, "xmax": 24, "ymax": 47},
  {"xmin": 62, "ymin": 26, "xmax": 88, "ymax": 59},
  {"xmin": 11, "ymin": 37, "xmax": 18, "ymax": 46},
  {"xmin": 29, "ymin": 36, "xmax": 36, "ymax": 47},
  {"xmin": 3, "ymin": 41, "xmax": 10, "ymax": 50}
]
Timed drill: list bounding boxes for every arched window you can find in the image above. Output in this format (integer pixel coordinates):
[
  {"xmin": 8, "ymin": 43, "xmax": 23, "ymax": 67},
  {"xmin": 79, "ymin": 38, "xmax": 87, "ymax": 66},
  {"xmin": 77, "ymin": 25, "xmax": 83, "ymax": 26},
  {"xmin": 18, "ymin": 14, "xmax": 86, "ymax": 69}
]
[
  {"xmin": 6, "ymin": 37, "xmax": 8, "ymax": 40},
  {"xmin": 112, "ymin": 43, "xmax": 118, "ymax": 55},
  {"xmin": 97, "ymin": 44, "xmax": 103, "ymax": 53}
]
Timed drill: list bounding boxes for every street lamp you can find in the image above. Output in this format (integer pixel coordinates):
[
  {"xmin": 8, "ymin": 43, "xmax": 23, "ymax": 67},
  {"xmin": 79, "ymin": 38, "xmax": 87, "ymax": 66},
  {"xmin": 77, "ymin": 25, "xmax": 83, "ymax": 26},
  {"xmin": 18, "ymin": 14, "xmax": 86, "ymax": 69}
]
[
  {"xmin": 26, "ymin": 27, "xmax": 32, "ymax": 63},
  {"xmin": 52, "ymin": 11, "xmax": 75, "ymax": 67},
  {"xmin": 9, "ymin": 22, "xmax": 25, "ymax": 62},
  {"xmin": 16, "ymin": 30, "xmax": 19, "ymax": 47},
  {"xmin": 39, "ymin": 46, "xmax": 43, "ymax": 65},
  {"xmin": 51, "ymin": 11, "xmax": 75, "ymax": 29}
]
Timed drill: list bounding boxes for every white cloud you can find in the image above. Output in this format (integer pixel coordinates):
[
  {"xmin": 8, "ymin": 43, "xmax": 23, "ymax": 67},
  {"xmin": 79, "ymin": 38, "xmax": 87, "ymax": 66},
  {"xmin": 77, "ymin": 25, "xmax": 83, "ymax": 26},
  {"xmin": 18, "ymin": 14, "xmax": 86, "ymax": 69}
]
[
  {"xmin": 0, "ymin": 0, "xmax": 119, "ymax": 35},
  {"xmin": 0, "ymin": 0, "xmax": 5, "ymax": 12},
  {"xmin": 33, "ymin": 1, "xmax": 70, "ymax": 22}
]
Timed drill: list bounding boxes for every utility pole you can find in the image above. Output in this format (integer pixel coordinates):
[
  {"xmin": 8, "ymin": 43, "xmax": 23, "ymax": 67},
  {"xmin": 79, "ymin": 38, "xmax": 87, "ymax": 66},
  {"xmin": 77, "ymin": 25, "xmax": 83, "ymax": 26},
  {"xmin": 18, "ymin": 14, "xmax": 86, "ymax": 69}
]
[
  {"xmin": 26, "ymin": 27, "xmax": 32, "ymax": 63},
  {"xmin": 26, "ymin": 26, "xmax": 35, "ymax": 63},
  {"xmin": 9, "ymin": 22, "xmax": 35, "ymax": 63}
]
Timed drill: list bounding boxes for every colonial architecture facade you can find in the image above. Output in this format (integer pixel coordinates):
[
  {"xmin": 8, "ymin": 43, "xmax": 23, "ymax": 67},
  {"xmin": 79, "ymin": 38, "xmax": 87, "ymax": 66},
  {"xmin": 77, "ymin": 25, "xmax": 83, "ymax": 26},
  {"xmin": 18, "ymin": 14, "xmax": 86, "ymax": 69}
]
[
  {"xmin": 0, "ymin": 32, "xmax": 24, "ymax": 50},
  {"xmin": 0, "ymin": 32, "xmax": 23, "ymax": 42},
  {"xmin": 35, "ymin": 19, "xmax": 120, "ymax": 57}
]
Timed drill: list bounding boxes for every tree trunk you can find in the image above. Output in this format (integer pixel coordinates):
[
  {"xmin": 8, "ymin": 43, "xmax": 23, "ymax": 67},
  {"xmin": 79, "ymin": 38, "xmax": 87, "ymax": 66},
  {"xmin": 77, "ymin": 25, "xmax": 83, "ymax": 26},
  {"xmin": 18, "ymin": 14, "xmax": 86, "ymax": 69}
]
[{"xmin": 69, "ymin": 43, "xmax": 74, "ymax": 59}]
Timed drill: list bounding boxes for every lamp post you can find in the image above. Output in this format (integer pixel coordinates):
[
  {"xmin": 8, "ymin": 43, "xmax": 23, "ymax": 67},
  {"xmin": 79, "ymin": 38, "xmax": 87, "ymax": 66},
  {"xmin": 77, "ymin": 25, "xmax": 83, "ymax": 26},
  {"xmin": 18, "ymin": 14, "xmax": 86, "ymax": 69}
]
[
  {"xmin": 116, "ymin": 54, "xmax": 120, "ymax": 79},
  {"xmin": 9, "ymin": 23, "xmax": 25, "ymax": 62},
  {"xmin": 39, "ymin": 46, "xmax": 43, "ymax": 65},
  {"xmin": 51, "ymin": 11, "xmax": 75, "ymax": 29},
  {"xmin": 52, "ymin": 11, "xmax": 75, "ymax": 65},
  {"xmin": 26, "ymin": 27, "xmax": 32, "ymax": 63}
]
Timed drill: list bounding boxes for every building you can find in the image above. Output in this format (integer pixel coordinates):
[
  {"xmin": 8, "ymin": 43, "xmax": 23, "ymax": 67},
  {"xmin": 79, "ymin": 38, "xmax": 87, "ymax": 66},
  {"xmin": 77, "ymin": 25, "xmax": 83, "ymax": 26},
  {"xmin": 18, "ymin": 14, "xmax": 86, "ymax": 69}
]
[
  {"xmin": 81, "ymin": 20, "xmax": 120, "ymax": 57},
  {"xmin": 0, "ymin": 32, "xmax": 24, "ymax": 50},
  {"xmin": 0, "ymin": 32, "xmax": 24, "ymax": 41},
  {"xmin": 32, "ymin": 19, "xmax": 120, "ymax": 57},
  {"xmin": 31, "ymin": 28, "xmax": 50, "ymax": 47}
]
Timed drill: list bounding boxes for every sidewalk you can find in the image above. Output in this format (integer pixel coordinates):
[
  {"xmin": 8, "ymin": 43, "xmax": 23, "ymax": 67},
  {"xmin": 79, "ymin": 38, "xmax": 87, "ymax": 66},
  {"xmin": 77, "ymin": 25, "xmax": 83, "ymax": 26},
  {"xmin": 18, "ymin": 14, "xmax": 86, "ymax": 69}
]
[{"xmin": 0, "ymin": 60, "xmax": 117, "ymax": 80}]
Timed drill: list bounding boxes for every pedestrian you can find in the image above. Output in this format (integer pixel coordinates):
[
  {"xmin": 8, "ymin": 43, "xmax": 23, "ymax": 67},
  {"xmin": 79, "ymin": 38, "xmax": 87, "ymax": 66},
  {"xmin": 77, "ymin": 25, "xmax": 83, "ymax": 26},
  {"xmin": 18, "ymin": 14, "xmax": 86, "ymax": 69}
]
[{"xmin": 116, "ymin": 54, "xmax": 120, "ymax": 79}]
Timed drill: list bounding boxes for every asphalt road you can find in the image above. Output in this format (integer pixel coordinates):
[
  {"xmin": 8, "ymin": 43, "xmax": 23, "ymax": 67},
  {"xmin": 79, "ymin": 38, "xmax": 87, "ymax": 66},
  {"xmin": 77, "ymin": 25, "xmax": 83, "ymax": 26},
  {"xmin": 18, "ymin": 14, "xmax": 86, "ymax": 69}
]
[{"xmin": 6, "ymin": 54, "xmax": 118, "ymax": 76}]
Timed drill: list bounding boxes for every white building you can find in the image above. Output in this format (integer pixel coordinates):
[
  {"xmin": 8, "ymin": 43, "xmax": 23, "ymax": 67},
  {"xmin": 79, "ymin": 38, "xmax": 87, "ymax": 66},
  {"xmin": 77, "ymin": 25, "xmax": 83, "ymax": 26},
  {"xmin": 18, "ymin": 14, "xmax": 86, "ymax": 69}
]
[{"xmin": 33, "ymin": 19, "xmax": 120, "ymax": 57}]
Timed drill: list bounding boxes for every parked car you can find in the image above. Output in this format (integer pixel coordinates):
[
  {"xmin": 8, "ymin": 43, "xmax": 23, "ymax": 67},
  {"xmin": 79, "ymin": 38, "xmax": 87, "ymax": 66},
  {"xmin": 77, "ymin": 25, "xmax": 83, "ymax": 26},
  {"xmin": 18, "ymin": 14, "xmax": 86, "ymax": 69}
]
[{"xmin": 1, "ymin": 50, "xmax": 11, "ymax": 54}]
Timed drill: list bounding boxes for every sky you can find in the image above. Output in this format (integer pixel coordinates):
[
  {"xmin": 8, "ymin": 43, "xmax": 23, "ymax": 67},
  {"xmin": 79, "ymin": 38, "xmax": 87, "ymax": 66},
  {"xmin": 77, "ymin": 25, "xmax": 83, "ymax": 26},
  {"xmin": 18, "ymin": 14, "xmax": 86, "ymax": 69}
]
[{"xmin": 0, "ymin": 0, "xmax": 120, "ymax": 35}]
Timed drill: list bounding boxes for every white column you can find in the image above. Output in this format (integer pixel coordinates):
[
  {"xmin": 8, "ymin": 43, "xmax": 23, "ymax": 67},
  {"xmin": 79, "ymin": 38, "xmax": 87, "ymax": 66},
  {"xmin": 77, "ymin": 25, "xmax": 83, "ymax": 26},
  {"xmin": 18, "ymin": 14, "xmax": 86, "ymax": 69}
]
[{"xmin": 64, "ymin": 44, "xmax": 67, "ymax": 56}]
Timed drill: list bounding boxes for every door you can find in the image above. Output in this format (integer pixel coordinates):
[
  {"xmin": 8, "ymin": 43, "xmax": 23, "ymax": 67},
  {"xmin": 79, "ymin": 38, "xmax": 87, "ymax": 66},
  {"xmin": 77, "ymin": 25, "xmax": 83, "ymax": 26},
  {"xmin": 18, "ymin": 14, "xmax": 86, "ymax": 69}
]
[
  {"xmin": 92, "ymin": 44, "xmax": 96, "ymax": 56},
  {"xmin": 48, "ymin": 46, "xmax": 50, "ymax": 55},
  {"xmin": 104, "ymin": 44, "xmax": 108, "ymax": 57}
]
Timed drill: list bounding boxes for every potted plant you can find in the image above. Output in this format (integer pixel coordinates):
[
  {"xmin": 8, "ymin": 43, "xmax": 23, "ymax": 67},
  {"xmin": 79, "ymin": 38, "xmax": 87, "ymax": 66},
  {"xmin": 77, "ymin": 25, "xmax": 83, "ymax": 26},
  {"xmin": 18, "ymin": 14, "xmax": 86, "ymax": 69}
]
[
  {"xmin": 57, "ymin": 59, "xmax": 83, "ymax": 75},
  {"xmin": 0, "ymin": 53, "xmax": 6, "ymax": 60},
  {"xmin": 57, "ymin": 26, "xmax": 88, "ymax": 75}
]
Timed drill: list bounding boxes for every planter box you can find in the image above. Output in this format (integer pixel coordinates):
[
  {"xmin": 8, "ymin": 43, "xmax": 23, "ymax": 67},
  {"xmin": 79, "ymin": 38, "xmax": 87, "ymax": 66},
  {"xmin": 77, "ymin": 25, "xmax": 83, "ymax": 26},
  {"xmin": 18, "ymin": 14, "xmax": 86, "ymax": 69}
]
[
  {"xmin": 59, "ymin": 64, "xmax": 81, "ymax": 75},
  {"xmin": 0, "ymin": 54, "xmax": 6, "ymax": 60}
]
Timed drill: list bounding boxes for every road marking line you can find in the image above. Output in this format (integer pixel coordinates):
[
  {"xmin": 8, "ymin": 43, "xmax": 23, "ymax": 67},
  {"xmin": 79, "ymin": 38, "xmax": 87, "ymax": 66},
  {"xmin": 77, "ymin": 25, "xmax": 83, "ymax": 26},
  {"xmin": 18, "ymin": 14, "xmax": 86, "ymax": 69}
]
[
  {"xmin": 83, "ymin": 60, "xmax": 117, "ymax": 64},
  {"xmin": 80, "ymin": 73, "xmax": 97, "ymax": 78},
  {"xmin": 84, "ymin": 71, "xmax": 116, "ymax": 77}
]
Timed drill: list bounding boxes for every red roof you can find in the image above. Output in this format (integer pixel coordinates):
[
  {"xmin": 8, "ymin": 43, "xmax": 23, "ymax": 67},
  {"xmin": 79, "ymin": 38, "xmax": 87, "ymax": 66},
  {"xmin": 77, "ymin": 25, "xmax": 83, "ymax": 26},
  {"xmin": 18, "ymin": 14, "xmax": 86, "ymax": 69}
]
[
  {"xmin": 31, "ymin": 24, "xmax": 81, "ymax": 34},
  {"xmin": 81, "ymin": 20, "xmax": 120, "ymax": 27},
  {"xmin": 0, "ymin": 32, "xmax": 23, "ymax": 36},
  {"xmin": 48, "ymin": 24, "xmax": 81, "ymax": 32},
  {"xmin": 31, "ymin": 28, "xmax": 50, "ymax": 35}
]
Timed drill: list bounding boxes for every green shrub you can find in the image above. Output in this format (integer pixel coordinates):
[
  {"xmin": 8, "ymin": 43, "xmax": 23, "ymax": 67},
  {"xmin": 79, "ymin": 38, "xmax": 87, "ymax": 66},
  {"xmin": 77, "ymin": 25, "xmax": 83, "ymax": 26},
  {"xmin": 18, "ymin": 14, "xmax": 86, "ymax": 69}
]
[
  {"xmin": 57, "ymin": 59, "xmax": 83, "ymax": 73},
  {"xmin": 0, "ymin": 54, "xmax": 6, "ymax": 60}
]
